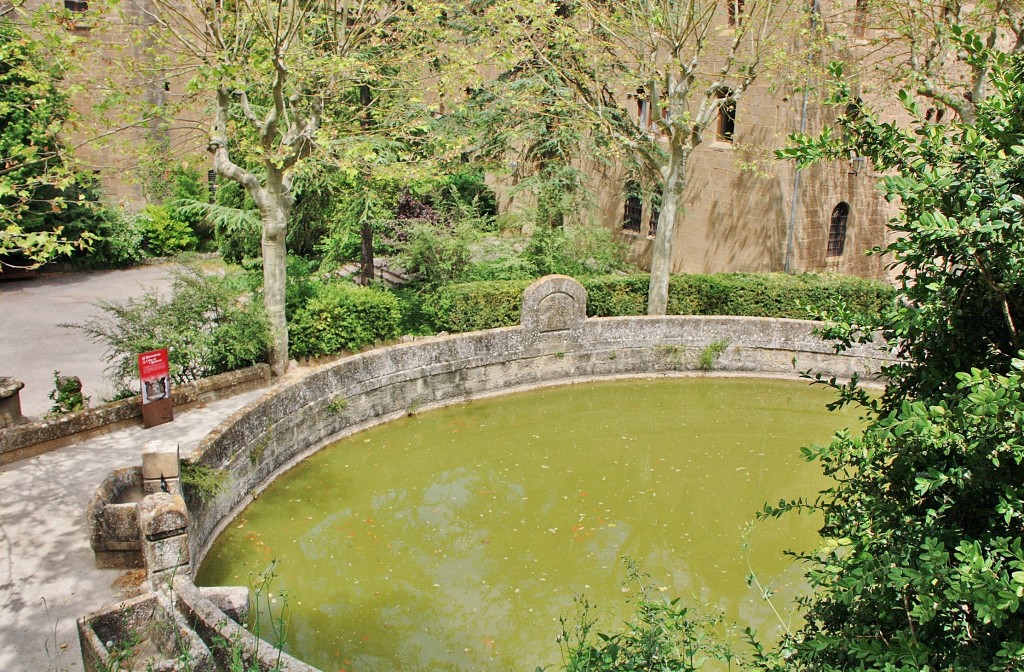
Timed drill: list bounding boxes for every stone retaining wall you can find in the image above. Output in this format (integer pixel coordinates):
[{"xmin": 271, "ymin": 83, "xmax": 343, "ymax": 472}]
[
  {"xmin": 0, "ymin": 364, "xmax": 271, "ymax": 466},
  {"xmin": 184, "ymin": 275, "xmax": 888, "ymax": 570}
]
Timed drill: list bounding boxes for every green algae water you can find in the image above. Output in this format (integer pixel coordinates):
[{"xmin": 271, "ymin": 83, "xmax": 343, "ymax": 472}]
[{"xmin": 196, "ymin": 377, "xmax": 856, "ymax": 672}]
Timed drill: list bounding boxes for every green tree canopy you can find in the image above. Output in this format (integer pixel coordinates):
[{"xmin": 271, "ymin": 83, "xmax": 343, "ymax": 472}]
[
  {"xmin": 769, "ymin": 34, "xmax": 1024, "ymax": 671},
  {"xmin": 0, "ymin": 18, "xmax": 91, "ymax": 270}
]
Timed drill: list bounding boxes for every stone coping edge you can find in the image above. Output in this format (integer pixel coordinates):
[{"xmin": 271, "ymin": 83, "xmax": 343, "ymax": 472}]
[{"xmin": 0, "ymin": 364, "xmax": 271, "ymax": 466}]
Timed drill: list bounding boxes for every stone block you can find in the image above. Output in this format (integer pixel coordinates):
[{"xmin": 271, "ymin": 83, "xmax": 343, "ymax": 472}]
[
  {"xmin": 138, "ymin": 492, "xmax": 189, "ymax": 540},
  {"xmin": 87, "ymin": 466, "xmax": 144, "ymax": 569},
  {"xmin": 91, "ymin": 503, "xmax": 142, "ymax": 551},
  {"xmin": 141, "ymin": 440, "xmax": 180, "ymax": 480},
  {"xmin": 78, "ymin": 591, "xmax": 215, "ymax": 672},
  {"xmin": 143, "ymin": 532, "xmax": 191, "ymax": 576},
  {"xmin": 0, "ymin": 377, "xmax": 25, "ymax": 428},
  {"xmin": 143, "ymin": 476, "xmax": 181, "ymax": 497},
  {"xmin": 199, "ymin": 585, "xmax": 250, "ymax": 624},
  {"xmin": 94, "ymin": 549, "xmax": 145, "ymax": 570}
]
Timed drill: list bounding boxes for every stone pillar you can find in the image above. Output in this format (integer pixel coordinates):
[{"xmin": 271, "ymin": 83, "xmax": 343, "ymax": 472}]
[
  {"xmin": 142, "ymin": 440, "xmax": 181, "ymax": 496},
  {"xmin": 0, "ymin": 377, "xmax": 25, "ymax": 427},
  {"xmin": 138, "ymin": 492, "xmax": 190, "ymax": 589}
]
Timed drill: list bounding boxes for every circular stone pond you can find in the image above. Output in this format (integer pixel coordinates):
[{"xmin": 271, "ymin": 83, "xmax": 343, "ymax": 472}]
[{"xmin": 196, "ymin": 376, "xmax": 856, "ymax": 672}]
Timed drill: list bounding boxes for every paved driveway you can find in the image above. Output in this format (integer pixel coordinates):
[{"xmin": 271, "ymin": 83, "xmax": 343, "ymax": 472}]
[{"xmin": 0, "ymin": 265, "xmax": 176, "ymax": 417}]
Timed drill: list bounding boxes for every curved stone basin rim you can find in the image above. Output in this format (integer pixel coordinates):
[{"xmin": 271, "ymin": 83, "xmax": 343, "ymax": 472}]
[
  {"xmin": 183, "ymin": 275, "xmax": 888, "ymax": 574},
  {"xmin": 161, "ymin": 275, "xmax": 887, "ymax": 672}
]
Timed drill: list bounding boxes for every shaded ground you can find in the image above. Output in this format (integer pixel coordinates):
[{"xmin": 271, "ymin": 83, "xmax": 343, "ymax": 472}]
[
  {"xmin": 0, "ymin": 265, "xmax": 176, "ymax": 417},
  {"xmin": 0, "ymin": 389, "xmax": 267, "ymax": 672}
]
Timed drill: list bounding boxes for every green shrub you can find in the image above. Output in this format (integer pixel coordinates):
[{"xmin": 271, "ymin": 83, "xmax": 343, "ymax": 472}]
[
  {"xmin": 681, "ymin": 273, "xmax": 893, "ymax": 319},
  {"xmin": 289, "ymin": 281, "xmax": 401, "ymax": 358},
  {"xmin": 425, "ymin": 273, "xmax": 894, "ymax": 333},
  {"xmin": 139, "ymin": 204, "xmax": 198, "ymax": 256},
  {"xmin": 439, "ymin": 166, "xmax": 497, "ymax": 218},
  {"xmin": 283, "ymin": 255, "xmax": 318, "ymax": 320},
  {"xmin": 524, "ymin": 224, "xmax": 630, "ymax": 277},
  {"xmin": 155, "ymin": 165, "xmax": 210, "ymax": 242},
  {"xmin": 587, "ymin": 273, "xmax": 894, "ymax": 319},
  {"xmin": 207, "ymin": 181, "xmax": 263, "ymax": 264},
  {"xmin": 79, "ymin": 207, "xmax": 150, "ymax": 269},
  {"xmin": 75, "ymin": 266, "xmax": 270, "ymax": 393},
  {"xmin": 16, "ymin": 177, "xmax": 149, "ymax": 270},
  {"xmin": 462, "ymin": 255, "xmax": 539, "ymax": 282},
  {"xmin": 583, "ymin": 275, "xmax": 652, "ymax": 316},
  {"xmin": 423, "ymin": 279, "xmax": 532, "ymax": 332},
  {"xmin": 396, "ymin": 220, "xmax": 475, "ymax": 288}
]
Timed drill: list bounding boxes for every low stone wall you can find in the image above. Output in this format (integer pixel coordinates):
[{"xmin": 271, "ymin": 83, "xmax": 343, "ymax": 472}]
[
  {"xmin": 0, "ymin": 364, "xmax": 271, "ymax": 466},
  {"xmin": 78, "ymin": 591, "xmax": 216, "ymax": 672},
  {"xmin": 185, "ymin": 275, "xmax": 888, "ymax": 570}
]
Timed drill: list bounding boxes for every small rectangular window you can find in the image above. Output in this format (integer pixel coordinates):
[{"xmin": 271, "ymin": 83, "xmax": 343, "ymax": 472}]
[
  {"xmin": 623, "ymin": 193, "xmax": 643, "ymax": 233},
  {"xmin": 715, "ymin": 88, "xmax": 736, "ymax": 142},
  {"xmin": 64, "ymin": 0, "xmax": 88, "ymax": 11},
  {"xmin": 727, "ymin": 0, "xmax": 744, "ymax": 26}
]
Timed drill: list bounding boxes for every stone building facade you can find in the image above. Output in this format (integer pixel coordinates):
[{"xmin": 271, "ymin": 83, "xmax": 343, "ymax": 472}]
[
  {"xmin": 493, "ymin": 0, "xmax": 903, "ymax": 282},
  {"xmin": 8, "ymin": 0, "xmax": 207, "ymax": 206}
]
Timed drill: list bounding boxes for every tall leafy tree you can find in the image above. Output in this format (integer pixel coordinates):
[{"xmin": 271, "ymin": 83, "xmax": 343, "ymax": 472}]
[
  {"xmin": 138, "ymin": 0, "xmax": 453, "ymax": 374},
  {"xmin": 469, "ymin": 38, "xmax": 601, "ymax": 230}
]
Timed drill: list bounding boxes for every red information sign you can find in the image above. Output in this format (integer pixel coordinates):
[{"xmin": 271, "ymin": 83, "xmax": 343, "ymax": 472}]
[{"xmin": 138, "ymin": 349, "xmax": 170, "ymax": 405}]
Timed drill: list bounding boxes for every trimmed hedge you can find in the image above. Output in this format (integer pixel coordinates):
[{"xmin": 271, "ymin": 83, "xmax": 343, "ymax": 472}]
[
  {"xmin": 289, "ymin": 282, "xmax": 402, "ymax": 358},
  {"xmin": 423, "ymin": 280, "xmax": 532, "ymax": 333},
  {"xmin": 424, "ymin": 273, "xmax": 894, "ymax": 333}
]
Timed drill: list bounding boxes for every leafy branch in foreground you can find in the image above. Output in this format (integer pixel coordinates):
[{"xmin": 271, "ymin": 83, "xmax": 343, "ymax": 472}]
[
  {"xmin": 0, "ymin": 18, "xmax": 94, "ymax": 270},
  {"xmin": 766, "ymin": 33, "xmax": 1024, "ymax": 672}
]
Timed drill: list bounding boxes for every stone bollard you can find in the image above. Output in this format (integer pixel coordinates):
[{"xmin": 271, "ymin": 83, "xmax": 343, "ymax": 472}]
[
  {"xmin": 138, "ymin": 491, "xmax": 190, "ymax": 590},
  {"xmin": 141, "ymin": 439, "xmax": 181, "ymax": 496},
  {"xmin": 0, "ymin": 377, "xmax": 26, "ymax": 427}
]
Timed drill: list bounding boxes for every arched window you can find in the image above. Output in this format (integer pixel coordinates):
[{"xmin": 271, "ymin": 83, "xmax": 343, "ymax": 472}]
[
  {"xmin": 827, "ymin": 202, "xmax": 850, "ymax": 257},
  {"xmin": 925, "ymin": 107, "xmax": 945, "ymax": 123}
]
